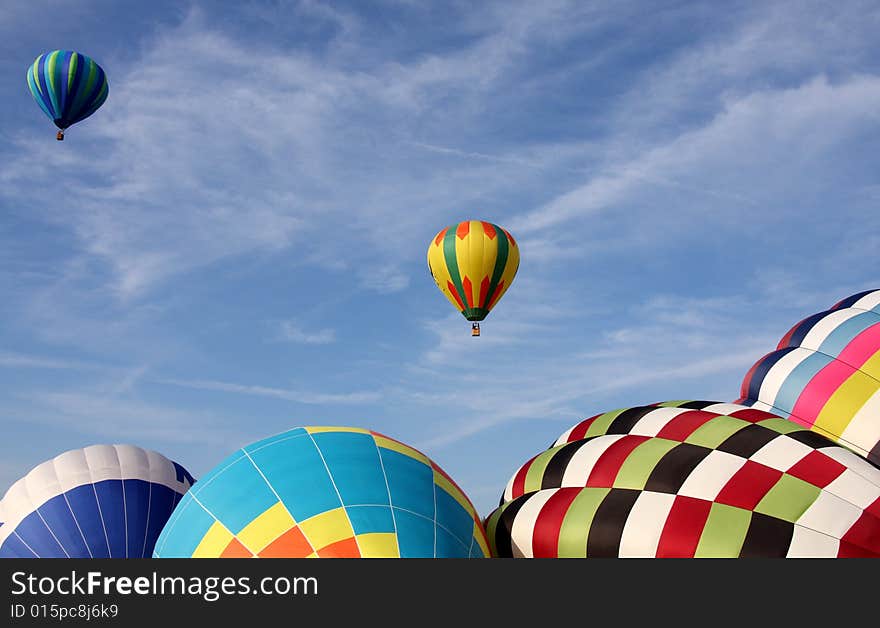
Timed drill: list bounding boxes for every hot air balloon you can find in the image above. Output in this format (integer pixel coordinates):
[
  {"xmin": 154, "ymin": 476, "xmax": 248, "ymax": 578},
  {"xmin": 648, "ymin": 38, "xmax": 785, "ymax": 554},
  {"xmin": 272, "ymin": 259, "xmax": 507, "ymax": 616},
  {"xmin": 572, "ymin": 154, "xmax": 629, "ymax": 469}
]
[
  {"xmin": 736, "ymin": 289, "xmax": 880, "ymax": 466},
  {"xmin": 154, "ymin": 426, "xmax": 489, "ymax": 558},
  {"xmin": 26, "ymin": 50, "xmax": 109, "ymax": 140},
  {"xmin": 427, "ymin": 220, "xmax": 519, "ymax": 337},
  {"xmin": 0, "ymin": 444, "xmax": 194, "ymax": 558},
  {"xmin": 486, "ymin": 401, "xmax": 880, "ymax": 557}
]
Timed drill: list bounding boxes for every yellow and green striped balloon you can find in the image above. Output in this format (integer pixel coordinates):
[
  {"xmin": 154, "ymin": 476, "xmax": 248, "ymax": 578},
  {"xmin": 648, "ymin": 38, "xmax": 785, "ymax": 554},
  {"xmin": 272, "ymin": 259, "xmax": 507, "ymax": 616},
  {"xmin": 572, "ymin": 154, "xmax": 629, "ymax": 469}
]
[{"xmin": 427, "ymin": 220, "xmax": 519, "ymax": 323}]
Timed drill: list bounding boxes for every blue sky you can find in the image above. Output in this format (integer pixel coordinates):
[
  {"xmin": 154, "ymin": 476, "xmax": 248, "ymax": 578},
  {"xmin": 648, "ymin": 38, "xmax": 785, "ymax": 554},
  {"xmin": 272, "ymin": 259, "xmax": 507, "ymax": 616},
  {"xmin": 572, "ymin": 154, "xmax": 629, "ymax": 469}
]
[{"xmin": 1, "ymin": 0, "xmax": 878, "ymax": 517}]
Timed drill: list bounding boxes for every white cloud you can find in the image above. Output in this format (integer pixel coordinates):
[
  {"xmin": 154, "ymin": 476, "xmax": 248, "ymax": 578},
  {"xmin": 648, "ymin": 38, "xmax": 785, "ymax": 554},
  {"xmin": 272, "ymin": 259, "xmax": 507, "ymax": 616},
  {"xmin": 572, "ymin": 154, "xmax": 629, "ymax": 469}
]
[
  {"xmin": 154, "ymin": 377, "xmax": 381, "ymax": 405},
  {"xmin": 278, "ymin": 320, "xmax": 336, "ymax": 345},
  {"xmin": 8, "ymin": 390, "xmax": 240, "ymax": 446},
  {"xmin": 0, "ymin": 352, "xmax": 103, "ymax": 371},
  {"xmin": 512, "ymin": 75, "xmax": 880, "ymax": 237},
  {"xmin": 358, "ymin": 267, "xmax": 410, "ymax": 294},
  {"xmin": 410, "ymin": 290, "xmax": 786, "ymax": 449}
]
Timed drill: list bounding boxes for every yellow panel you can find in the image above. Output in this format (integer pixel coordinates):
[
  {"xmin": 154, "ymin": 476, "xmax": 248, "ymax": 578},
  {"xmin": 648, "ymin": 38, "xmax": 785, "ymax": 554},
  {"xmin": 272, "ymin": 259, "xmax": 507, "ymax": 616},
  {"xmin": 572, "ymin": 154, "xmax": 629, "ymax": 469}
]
[
  {"xmin": 192, "ymin": 521, "xmax": 234, "ymax": 558},
  {"xmin": 433, "ymin": 470, "xmax": 477, "ymax": 516},
  {"xmin": 455, "ymin": 225, "xmax": 475, "ymax": 306},
  {"xmin": 236, "ymin": 501, "xmax": 296, "ymax": 553},
  {"xmin": 478, "ymin": 223, "xmax": 500, "ymax": 304},
  {"xmin": 374, "ymin": 435, "xmax": 431, "ymax": 465},
  {"xmin": 299, "ymin": 507, "xmax": 355, "ymax": 550},
  {"xmin": 356, "ymin": 532, "xmax": 400, "ymax": 558},
  {"xmin": 472, "ymin": 522, "xmax": 491, "ymax": 557},
  {"xmin": 305, "ymin": 426, "xmax": 370, "ymax": 435},
  {"xmin": 814, "ymin": 369, "xmax": 880, "ymax": 439},
  {"xmin": 858, "ymin": 348, "xmax": 880, "ymax": 380}
]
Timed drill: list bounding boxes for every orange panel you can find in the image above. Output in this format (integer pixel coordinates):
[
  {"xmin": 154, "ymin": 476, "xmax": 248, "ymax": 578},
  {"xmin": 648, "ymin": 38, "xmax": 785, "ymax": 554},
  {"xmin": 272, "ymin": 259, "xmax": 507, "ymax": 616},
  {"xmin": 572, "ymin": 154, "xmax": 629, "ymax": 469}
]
[
  {"xmin": 220, "ymin": 538, "xmax": 254, "ymax": 558},
  {"xmin": 258, "ymin": 527, "xmax": 314, "ymax": 558},
  {"xmin": 316, "ymin": 537, "xmax": 361, "ymax": 558}
]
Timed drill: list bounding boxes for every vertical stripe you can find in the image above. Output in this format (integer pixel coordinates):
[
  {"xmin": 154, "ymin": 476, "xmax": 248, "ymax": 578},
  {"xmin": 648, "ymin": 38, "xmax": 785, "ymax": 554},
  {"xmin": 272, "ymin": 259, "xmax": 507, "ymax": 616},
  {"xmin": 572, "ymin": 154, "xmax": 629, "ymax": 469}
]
[
  {"xmin": 585, "ymin": 489, "xmax": 640, "ymax": 557},
  {"xmin": 509, "ymin": 455, "xmax": 536, "ymax": 500},
  {"xmin": 656, "ymin": 495, "xmax": 712, "ymax": 557},
  {"xmin": 813, "ymin": 311, "xmax": 880, "ymax": 358},
  {"xmin": 618, "ymin": 491, "xmax": 675, "ymax": 557},
  {"xmin": 789, "ymin": 359, "xmax": 857, "ymax": 428},
  {"xmin": 783, "ymin": 311, "xmax": 829, "ymax": 348},
  {"xmin": 531, "ymin": 488, "xmax": 582, "ymax": 557},
  {"xmin": 560, "ymin": 435, "xmax": 626, "ymax": 487},
  {"xmin": 714, "ymin": 461, "xmax": 783, "ymax": 511},
  {"xmin": 773, "ymin": 350, "xmax": 833, "ymax": 419},
  {"xmin": 57, "ymin": 50, "xmax": 72, "ymax": 125},
  {"xmin": 717, "ymin": 423, "xmax": 779, "ymax": 458},
  {"xmin": 485, "ymin": 497, "xmax": 525, "ymax": 557},
  {"xmin": 739, "ymin": 512, "xmax": 792, "ymax": 557},
  {"xmin": 643, "ymin": 443, "xmax": 712, "ymax": 494},
  {"xmin": 562, "ymin": 415, "xmax": 600, "ymax": 442},
  {"xmin": 694, "ymin": 502, "xmax": 750, "ymax": 557},
  {"xmin": 840, "ymin": 510, "xmax": 880, "ymax": 555},
  {"xmin": 586, "ymin": 436, "xmax": 650, "ymax": 487},
  {"xmin": 613, "ymin": 438, "xmax": 679, "ymax": 490},
  {"xmin": 628, "ymin": 407, "xmax": 691, "ymax": 437},
  {"xmin": 814, "ymin": 369, "xmax": 880, "ymax": 447},
  {"xmin": 655, "ymin": 410, "xmax": 717, "ymax": 441},
  {"xmin": 442, "ymin": 227, "xmax": 467, "ymax": 314},
  {"xmin": 482, "ymin": 223, "xmax": 510, "ymax": 310},
  {"xmin": 677, "ymin": 450, "xmax": 747, "ymax": 501},
  {"xmin": 741, "ymin": 347, "xmax": 797, "ymax": 402},
  {"xmin": 605, "ymin": 405, "xmax": 658, "ymax": 434},
  {"xmin": 61, "ymin": 51, "xmax": 84, "ymax": 125},
  {"xmin": 540, "ymin": 440, "xmax": 590, "ymax": 490},
  {"xmin": 37, "ymin": 55, "xmax": 58, "ymax": 119},
  {"xmin": 508, "ymin": 491, "xmax": 555, "ymax": 558},
  {"xmin": 45, "ymin": 51, "xmax": 62, "ymax": 118},
  {"xmin": 556, "ymin": 487, "xmax": 609, "ymax": 557}
]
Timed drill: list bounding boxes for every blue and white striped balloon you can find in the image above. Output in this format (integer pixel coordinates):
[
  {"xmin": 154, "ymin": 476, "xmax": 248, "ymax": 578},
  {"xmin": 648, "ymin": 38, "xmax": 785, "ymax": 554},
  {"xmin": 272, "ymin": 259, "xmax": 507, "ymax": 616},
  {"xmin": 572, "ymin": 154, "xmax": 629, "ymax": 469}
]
[{"xmin": 0, "ymin": 445, "xmax": 194, "ymax": 558}]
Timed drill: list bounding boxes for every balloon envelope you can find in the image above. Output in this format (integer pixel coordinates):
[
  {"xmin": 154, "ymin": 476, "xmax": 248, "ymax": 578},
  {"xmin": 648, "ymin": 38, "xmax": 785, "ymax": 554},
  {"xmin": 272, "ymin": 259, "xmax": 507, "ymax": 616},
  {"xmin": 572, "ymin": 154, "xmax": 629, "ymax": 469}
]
[
  {"xmin": 154, "ymin": 426, "xmax": 489, "ymax": 558},
  {"xmin": 487, "ymin": 401, "xmax": 880, "ymax": 557},
  {"xmin": 26, "ymin": 50, "xmax": 109, "ymax": 132},
  {"xmin": 737, "ymin": 289, "xmax": 880, "ymax": 465},
  {"xmin": 0, "ymin": 444, "xmax": 194, "ymax": 558},
  {"xmin": 427, "ymin": 220, "xmax": 519, "ymax": 322}
]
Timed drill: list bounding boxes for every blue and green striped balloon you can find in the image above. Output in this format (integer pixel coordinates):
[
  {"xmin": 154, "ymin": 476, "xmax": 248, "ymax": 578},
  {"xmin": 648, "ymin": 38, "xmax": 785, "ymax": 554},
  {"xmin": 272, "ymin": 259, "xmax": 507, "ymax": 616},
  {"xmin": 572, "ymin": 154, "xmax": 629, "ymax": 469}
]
[{"xmin": 26, "ymin": 50, "xmax": 109, "ymax": 139}]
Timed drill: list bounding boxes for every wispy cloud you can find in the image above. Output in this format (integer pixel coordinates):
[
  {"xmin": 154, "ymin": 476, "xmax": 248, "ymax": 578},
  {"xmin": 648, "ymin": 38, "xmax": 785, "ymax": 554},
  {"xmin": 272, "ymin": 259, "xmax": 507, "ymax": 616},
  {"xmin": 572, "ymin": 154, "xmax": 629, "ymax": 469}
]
[
  {"xmin": 154, "ymin": 377, "xmax": 381, "ymax": 405},
  {"xmin": 410, "ymin": 290, "xmax": 784, "ymax": 449},
  {"xmin": 511, "ymin": 75, "xmax": 880, "ymax": 237},
  {"xmin": 7, "ymin": 390, "xmax": 240, "ymax": 446},
  {"xmin": 278, "ymin": 320, "xmax": 336, "ymax": 345},
  {"xmin": 0, "ymin": 352, "xmax": 104, "ymax": 371},
  {"xmin": 357, "ymin": 267, "xmax": 410, "ymax": 294}
]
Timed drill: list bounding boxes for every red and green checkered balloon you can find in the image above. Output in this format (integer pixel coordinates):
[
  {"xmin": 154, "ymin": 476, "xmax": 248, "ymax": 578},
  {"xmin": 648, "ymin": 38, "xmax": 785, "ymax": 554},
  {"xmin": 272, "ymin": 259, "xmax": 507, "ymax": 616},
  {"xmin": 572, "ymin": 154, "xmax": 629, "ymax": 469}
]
[{"xmin": 486, "ymin": 401, "xmax": 880, "ymax": 557}]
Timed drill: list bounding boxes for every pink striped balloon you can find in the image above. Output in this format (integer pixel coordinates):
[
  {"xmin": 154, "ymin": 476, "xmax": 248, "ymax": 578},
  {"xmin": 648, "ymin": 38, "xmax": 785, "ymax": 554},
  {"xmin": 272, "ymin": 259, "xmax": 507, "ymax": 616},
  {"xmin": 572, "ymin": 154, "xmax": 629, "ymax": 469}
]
[{"xmin": 737, "ymin": 289, "xmax": 880, "ymax": 466}]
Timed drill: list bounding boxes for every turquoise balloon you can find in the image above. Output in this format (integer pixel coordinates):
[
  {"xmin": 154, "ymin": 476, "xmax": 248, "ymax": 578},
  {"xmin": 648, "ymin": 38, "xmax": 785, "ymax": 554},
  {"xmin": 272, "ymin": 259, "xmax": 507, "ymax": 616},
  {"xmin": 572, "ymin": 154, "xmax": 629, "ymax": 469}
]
[{"xmin": 154, "ymin": 426, "xmax": 490, "ymax": 558}]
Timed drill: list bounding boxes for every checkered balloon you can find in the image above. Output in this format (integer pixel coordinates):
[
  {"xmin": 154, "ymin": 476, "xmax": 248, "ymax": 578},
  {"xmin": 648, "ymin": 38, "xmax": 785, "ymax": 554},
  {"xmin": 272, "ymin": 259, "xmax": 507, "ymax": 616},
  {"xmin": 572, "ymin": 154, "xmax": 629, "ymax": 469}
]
[{"xmin": 486, "ymin": 401, "xmax": 880, "ymax": 557}]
